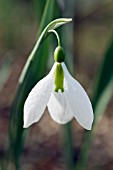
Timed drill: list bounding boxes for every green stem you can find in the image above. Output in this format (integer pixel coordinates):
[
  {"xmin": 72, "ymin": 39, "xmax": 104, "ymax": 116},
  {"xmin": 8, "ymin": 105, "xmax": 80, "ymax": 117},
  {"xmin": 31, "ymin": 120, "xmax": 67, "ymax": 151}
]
[
  {"xmin": 48, "ymin": 29, "xmax": 61, "ymax": 46},
  {"xmin": 63, "ymin": 123, "xmax": 74, "ymax": 170},
  {"xmin": 75, "ymin": 131, "xmax": 93, "ymax": 170}
]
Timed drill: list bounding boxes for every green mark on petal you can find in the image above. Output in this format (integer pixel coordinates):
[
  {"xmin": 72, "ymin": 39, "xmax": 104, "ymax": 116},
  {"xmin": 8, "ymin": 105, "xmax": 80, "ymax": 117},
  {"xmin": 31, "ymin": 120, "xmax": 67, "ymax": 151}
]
[{"xmin": 54, "ymin": 63, "xmax": 64, "ymax": 92}]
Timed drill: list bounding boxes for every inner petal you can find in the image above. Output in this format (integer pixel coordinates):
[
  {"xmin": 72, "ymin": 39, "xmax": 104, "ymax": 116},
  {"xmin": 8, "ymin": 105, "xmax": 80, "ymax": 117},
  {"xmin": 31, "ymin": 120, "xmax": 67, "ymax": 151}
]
[{"xmin": 47, "ymin": 91, "xmax": 73, "ymax": 124}]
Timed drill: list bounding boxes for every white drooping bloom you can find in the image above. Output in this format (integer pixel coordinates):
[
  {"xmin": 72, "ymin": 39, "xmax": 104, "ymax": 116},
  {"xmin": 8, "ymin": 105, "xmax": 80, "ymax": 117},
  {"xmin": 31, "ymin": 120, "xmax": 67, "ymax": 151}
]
[{"xmin": 23, "ymin": 62, "xmax": 94, "ymax": 130}]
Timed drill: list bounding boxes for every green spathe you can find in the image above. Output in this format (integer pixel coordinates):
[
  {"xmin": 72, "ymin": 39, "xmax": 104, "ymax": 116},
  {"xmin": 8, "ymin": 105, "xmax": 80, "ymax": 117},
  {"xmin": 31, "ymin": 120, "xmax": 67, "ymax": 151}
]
[
  {"xmin": 54, "ymin": 46, "xmax": 65, "ymax": 63},
  {"xmin": 54, "ymin": 63, "xmax": 64, "ymax": 92}
]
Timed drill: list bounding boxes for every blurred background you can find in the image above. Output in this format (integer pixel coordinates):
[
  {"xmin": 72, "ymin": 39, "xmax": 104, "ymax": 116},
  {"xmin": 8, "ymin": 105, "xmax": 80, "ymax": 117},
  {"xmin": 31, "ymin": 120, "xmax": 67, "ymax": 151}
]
[{"xmin": 0, "ymin": 0, "xmax": 113, "ymax": 170}]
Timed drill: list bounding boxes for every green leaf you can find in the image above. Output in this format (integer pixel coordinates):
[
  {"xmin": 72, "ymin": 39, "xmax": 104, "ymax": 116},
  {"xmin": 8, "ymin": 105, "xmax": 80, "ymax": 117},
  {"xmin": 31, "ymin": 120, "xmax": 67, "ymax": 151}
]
[
  {"xmin": 94, "ymin": 79, "xmax": 113, "ymax": 124},
  {"xmin": 93, "ymin": 36, "xmax": 113, "ymax": 109},
  {"xmin": 7, "ymin": 2, "xmax": 72, "ymax": 170},
  {"xmin": 93, "ymin": 35, "xmax": 113, "ymax": 122},
  {"xmin": 75, "ymin": 35, "xmax": 113, "ymax": 170},
  {"xmin": 7, "ymin": 0, "xmax": 55, "ymax": 168}
]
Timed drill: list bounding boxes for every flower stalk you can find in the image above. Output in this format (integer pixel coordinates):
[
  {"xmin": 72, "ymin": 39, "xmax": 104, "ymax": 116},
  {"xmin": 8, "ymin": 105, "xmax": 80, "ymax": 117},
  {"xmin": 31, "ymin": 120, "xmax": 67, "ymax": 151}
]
[{"xmin": 49, "ymin": 29, "xmax": 61, "ymax": 46}]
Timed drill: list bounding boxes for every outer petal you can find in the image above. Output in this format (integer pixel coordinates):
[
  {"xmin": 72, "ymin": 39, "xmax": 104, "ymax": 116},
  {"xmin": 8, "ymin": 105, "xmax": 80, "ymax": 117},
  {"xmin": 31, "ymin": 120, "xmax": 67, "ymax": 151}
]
[
  {"xmin": 23, "ymin": 63, "xmax": 57, "ymax": 128},
  {"xmin": 47, "ymin": 91, "xmax": 73, "ymax": 124},
  {"xmin": 62, "ymin": 63, "xmax": 94, "ymax": 130}
]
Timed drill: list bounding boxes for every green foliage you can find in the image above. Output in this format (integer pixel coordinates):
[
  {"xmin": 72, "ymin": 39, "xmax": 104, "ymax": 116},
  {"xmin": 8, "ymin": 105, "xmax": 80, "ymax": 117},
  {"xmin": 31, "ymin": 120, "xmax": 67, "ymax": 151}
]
[
  {"xmin": 0, "ymin": 52, "xmax": 14, "ymax": 91},
  {"xmin": 6, "ymin": 1, "xmax": 72, "ymax": 169},
  {"xmin": 7, "ymin": 0, "xmax": 55, "ymax": 169},
  {"xmin": 5, "ymin": 1, "xmax": 113, "ymax": 170},
  {"xmin": 75, "ymin": 35, "xmax": 113, "ymax": 170},
  {"xmin": 93, "ymin": 35, "xmax": 113, "ymax": 109}
]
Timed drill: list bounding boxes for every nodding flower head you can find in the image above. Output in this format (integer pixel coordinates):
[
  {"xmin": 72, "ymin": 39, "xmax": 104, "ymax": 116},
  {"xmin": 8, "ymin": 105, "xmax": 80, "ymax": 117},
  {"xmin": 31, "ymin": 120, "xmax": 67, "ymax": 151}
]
[{"xmin": 23, "ymin": 46, "xmax": 94, "ymax": 130}]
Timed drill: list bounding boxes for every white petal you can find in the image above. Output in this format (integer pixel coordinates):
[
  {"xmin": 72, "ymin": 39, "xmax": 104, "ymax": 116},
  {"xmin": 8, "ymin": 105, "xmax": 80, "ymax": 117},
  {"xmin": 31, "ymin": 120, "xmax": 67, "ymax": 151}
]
[
  {"xmin": 23, "ymin": 63, "xmax": 57, "ymax": 128},
  {"xmin": 62, "ymin": 63, "xmax": 94, "ymax": 130},
  {"xmin": 47, "ymin": 91, "xmax": 73, "ymax": 124}
]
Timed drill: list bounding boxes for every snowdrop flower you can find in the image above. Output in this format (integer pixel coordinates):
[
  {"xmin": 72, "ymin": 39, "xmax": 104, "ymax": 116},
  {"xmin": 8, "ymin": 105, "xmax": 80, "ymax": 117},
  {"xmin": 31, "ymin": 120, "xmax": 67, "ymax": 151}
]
[{"xmin": 23, "ymin": 46, "xmax": 94, "ymax": 130}]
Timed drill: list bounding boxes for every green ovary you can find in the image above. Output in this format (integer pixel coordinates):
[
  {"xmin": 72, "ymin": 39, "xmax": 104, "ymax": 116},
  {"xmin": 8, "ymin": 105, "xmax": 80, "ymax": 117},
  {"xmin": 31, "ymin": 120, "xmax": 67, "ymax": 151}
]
[{"xmin": 54, "ymin": 63, "xmax": 64, "ymax": 92}]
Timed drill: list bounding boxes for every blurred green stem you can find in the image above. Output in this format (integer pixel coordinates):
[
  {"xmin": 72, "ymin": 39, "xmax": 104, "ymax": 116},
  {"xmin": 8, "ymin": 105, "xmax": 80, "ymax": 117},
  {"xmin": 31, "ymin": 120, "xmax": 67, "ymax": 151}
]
[
  {"xmin": 63, "ymin": 123, "xmax": 74, "ymax": 170},
  {"xmin": 75, "ymin": 131, "xmax": 93, "ymax": 170}
]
